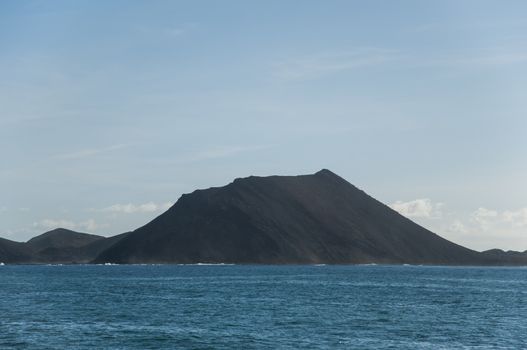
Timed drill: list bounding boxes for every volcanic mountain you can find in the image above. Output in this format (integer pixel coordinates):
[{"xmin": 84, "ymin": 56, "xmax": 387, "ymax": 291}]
[{"xmin": 94, "ymin": 169, "xmax": 489, "ymax": 264}]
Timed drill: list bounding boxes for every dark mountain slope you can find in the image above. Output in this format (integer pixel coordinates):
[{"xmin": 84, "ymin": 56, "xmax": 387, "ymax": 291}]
[
  {"xmin": 94, "ymin": 169, "xmax": 487, "ymax": 264},
  {"xmin": 0, "ymin": 237, "xmax": 34, "ymax": 263},
  {"xmin": 56, "ymin": 231, "xmax": 132, "ymax": 263}
]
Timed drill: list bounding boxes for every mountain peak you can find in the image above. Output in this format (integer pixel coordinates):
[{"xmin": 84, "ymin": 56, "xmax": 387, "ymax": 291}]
[
  {"xmin": 314, "ymin": 168, "xmax": 340, "ymax": 178},
  {"xmin": 39, "ymin": 228, "xmax": 78, "ymax": 235},
  {"xmin": 315, "ymin": 168, "xmax": 333, "ymax": 175}
]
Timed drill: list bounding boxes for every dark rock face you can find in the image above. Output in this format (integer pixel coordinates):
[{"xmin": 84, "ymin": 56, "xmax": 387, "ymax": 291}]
[{"xmin": 94, "ymin": 169, "xmax": 489, "ymax": 265}]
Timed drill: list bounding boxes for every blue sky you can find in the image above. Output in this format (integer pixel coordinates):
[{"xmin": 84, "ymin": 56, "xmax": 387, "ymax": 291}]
[{"xmin": 1, "ymin": 0, "xmax": 526, "ymax": 250}]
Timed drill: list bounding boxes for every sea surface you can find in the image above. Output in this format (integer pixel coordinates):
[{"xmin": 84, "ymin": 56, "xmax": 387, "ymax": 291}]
[{"xmin": 0, "ymin": 265, "xmax": 526, "ymax": 349}]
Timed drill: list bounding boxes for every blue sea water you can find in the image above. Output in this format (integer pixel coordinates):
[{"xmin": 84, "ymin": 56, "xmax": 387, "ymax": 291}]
[{"xmin": 0, "ymin": 265, "xmax": 526, "ymax": 349}]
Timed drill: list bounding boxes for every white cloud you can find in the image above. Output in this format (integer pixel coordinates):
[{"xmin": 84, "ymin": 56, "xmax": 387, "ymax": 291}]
[
  {"xmin": 390, "ymin": 198, "xmax": 443, "ymax": 218},
  {"xmin": 274, "ymin": 48, "xmax": 400, "ymax": 81},
  {"xmin": 436, "ymin": 207, "xmax": 527, "ymax": 251},
  {"xmin": 471, "ymin": 207, "xmax": 498, "ymax": 228},
  {"xmin": 101, "ymin": 202, "xmax": 174, "ymax": 214},
  {"xmin": 468, "ymin": 207, "xmax": 527, "ymax": 231},
  {"xmin": 502, "ymin": 208, "xmax": 527, "ymax": 227},
  {"xmin": 448, "ymin": 220, "xmax": 469, "ymax": 234},
  {"xmin": 33, "ymin": 218, "xmax": 102, "ymax": 232}
]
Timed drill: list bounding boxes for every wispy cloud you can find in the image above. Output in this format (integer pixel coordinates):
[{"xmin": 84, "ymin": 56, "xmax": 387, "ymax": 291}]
[
  {"xmin": 273, "ymin": 48, "xmax": 400, "ymax": 81},
  {"xmin": 467, "ymin": 52, "xmax": 527, "ymax": 65},
  {"xmin": 429, "ymin": 50, "xmax": 527, "ymax": 67},
  {"xmin": 163, "ymin": 27, "xmax": 186, "ymax": 38},
  {"xmin": 135, "ymin": 23, "xmax": 197, "ymax": 39},
  {"xmin": 33, "ymin": 218, "xmax": 103, "ymax": 232},
  {"xmin": 273, "ymin": 46, "xmax": 527, "ymax": 82},
  {"xmin": 390, "ymin": 198, "xmax": 444, "ymax": 219},
  {"xmin": 169, "ymin": 145, "xmax": 273, "ymax": 164},
  {"xmin": 191, "ymin": 145, "xmax": 272, "ymax": 161},
  {"xmin": 0, "ymin": 207, "xmax": 29, "ymax": 213},
  {"xmin": 0, "ymin": 115, "xmax": 58, "ymax": 127},
  {"xmin": 52, "ymin": 144, "xmax": 127, "ymax": 160},
  {"xmin": 100, "ymin": 202, "xmax": 173, "ymax": 214},
  {"xmin": 409, "ymin": 19, "xmax": 527, "ymax": 34}
]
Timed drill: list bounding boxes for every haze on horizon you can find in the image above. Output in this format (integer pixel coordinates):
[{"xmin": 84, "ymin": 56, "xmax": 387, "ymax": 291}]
[{"xmin": 1, "ymin": 0, "xmax": 526, "ymax": 251}]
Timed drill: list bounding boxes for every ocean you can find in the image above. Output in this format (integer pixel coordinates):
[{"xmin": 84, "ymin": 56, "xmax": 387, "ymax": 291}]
[{"xmin": 0, "ymin": 265, "xmax": 525, "ymax": 349}]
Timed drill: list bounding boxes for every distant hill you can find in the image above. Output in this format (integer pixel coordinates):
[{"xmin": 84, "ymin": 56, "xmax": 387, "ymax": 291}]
[
  {"xmin": 481, "ymin": 249, "xmax": 527, "ymax": 265},
  {"xmin": 94, "ymin": 169, "xmax": 490, "ymax": 265},
  {"xmin": 0, "ymin": 229, "xmax": 130, "ymax": 264},
  {"xmin": 27, "ymin": 228, "xmax": 104, "ymax": 251}
]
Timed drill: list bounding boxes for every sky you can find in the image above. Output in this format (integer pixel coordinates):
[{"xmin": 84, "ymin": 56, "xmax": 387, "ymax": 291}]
[{"xmin": 1, "ymin": 0, "xmax": 526, "ymax": 251}]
